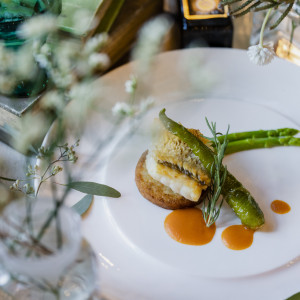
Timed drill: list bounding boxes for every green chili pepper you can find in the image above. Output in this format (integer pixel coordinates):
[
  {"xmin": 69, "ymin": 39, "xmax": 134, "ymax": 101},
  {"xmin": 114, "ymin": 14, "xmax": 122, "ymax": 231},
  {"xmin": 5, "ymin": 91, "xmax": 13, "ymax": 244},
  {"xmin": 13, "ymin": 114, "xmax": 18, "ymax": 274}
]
[{"xmin": 159, "ymin": 108, "xmax": 265, "ymax": 230}]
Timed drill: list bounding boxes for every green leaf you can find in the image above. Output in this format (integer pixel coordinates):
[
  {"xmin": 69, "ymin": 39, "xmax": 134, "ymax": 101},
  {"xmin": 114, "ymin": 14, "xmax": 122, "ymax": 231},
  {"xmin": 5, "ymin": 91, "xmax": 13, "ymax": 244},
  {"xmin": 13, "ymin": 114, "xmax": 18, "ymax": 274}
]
[
  {"xmin": 286, "ymin": 292, "xmax": 300, "ymax": 300},
  {"xmin": 72, "ymin": 194, "xmax": 93, "ymax": 216},
  {"xmin": 67, "ymin": 181, "xmax": 121, "ymax": 198}
]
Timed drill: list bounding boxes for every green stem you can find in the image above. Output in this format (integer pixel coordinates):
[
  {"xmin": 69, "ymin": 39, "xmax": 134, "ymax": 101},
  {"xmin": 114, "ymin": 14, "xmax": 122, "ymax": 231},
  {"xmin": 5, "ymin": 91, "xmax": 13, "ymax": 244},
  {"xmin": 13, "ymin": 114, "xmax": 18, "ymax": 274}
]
[
  {"xmin": 0, "ymin": 176, "xmax": 17, "ymax": 182},
  {"xmin": 260, "ymin": 8, "xmax": 272, "ymax": 47},
  {"xmin": 288, "ymin": 20, "xmax": 297, "ymax": 56},
  {"xmin": 27, "ymin": 182, "xmax": 70, "ymax": 256},
  {"xmin": 50, "ymin": 178, "xmax": 62, "ymax": 250},
  {"xmin": 25, "ymin": 196, "xmax": 34, "ymax": 237}
]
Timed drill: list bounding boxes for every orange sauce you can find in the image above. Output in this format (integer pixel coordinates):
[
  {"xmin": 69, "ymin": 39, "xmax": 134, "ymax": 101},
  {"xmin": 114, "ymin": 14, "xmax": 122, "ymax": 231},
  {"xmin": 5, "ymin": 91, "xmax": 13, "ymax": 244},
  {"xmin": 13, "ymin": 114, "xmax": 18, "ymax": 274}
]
[
  {"xmin": 221, "ymin": 225, "xmax": 254, "ymax": 250},
  {"xmin": 164, "ymin": 208, "xmax": 216, "ymax": 245},
  {"xmin": 271, "ymin": 200, "xmax": 290, "ymax": 214}
]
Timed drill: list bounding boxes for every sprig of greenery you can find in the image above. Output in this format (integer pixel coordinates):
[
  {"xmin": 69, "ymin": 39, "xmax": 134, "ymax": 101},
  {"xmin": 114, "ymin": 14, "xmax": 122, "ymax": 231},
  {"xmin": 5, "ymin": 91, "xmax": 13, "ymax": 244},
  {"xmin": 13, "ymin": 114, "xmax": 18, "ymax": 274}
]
[
  {"xmin": 222, "ymin": 0, "xmax": 295, "ymax": 29},
  {"xmin": 202, "ymin": 119, "xmax": 229, "ymax": 227}
]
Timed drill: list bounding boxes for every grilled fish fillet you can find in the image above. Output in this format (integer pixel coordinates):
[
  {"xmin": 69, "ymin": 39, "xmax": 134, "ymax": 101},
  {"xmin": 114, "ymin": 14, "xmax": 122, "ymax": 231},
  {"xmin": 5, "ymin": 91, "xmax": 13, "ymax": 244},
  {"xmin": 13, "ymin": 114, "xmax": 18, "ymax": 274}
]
[{"xmin": 145, "ymin": 121, "xmax": 211, "ymax": 202}]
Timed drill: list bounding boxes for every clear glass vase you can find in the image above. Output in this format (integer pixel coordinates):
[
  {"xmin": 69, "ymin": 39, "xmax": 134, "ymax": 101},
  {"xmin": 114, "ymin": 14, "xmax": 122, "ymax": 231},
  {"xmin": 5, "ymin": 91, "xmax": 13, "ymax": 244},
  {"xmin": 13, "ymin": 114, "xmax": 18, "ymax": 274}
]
[
  {"xmin": 0, "ymin": 198, "xmax": 99, "ymax": 299},
  {"xmin": 0, "ymin": 0, "xmax": 61, "ymax": 97}
]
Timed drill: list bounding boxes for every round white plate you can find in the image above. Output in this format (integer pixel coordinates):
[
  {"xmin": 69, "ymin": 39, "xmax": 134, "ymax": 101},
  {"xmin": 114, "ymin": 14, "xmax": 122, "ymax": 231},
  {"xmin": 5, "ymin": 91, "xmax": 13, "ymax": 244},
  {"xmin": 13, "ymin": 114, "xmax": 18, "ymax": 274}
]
[
  {"xmin": 104, "ymin": 98, "xmax": 300, "ymax": 279},
  {"xmin": 58, "ymin": 48, "xmax": 300, "ymax": 300}
]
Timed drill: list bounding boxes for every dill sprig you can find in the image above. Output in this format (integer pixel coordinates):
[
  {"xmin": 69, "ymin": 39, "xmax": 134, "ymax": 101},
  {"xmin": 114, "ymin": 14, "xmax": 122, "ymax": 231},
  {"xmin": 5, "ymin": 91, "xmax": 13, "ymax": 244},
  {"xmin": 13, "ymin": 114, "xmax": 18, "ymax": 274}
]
[{"xmin": 202, "ymin": 119, "xmax": 229, "ymax": 227}]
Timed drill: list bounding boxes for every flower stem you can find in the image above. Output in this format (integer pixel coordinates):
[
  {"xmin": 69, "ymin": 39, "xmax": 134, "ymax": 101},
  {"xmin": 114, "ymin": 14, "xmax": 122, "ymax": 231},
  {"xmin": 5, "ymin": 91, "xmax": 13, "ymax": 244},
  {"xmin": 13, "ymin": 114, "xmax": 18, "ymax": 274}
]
[
  {"xmin": 259, "ymin": 8, "xmax": 273, "ymax": 47},
  {"xmin": 0, "ymin": 176, "xmax": 17, "ymax": 182},
  {"xmin": 288, "ymin": 20, "xmax": 297, "ymax": 56}
]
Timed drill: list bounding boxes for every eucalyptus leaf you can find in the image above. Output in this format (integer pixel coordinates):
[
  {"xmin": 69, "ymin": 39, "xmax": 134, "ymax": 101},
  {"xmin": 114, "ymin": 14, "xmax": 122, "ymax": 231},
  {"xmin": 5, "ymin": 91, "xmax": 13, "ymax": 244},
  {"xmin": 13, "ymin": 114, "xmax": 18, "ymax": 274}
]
[
  {"xmin": 72, "ymin": 194, "xmax": 93, "ymax": 216},
  {"xmin": 67, "ymin": 181, "xmax": 121, "ymax": 198},
  {"xmin": 286, "ymin": 292, "xmax": 300, "ymax": 300}
]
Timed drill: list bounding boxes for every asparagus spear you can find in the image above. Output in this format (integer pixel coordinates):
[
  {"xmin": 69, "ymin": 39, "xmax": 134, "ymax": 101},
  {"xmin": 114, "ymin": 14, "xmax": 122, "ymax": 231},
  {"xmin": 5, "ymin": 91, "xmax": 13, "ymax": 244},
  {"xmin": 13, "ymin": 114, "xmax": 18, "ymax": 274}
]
[
  {"xmin": 217, "ymin": 128, "xmax": 299, "ymax": 144},
  {"xmin": 159, "ymin": 109, "xmax": 265, "ymax": 230},
  {"xmin": 225, "ymin": 136, "xmax": 300, "ymax": 154}
]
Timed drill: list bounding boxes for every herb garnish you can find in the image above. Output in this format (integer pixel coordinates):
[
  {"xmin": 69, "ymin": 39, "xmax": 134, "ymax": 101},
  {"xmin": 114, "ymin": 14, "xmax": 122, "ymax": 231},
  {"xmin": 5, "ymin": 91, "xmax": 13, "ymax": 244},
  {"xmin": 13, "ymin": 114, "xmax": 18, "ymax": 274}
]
[{"xmin": 202, "ymin": 119, "xmax": 229, "ymax": 227}]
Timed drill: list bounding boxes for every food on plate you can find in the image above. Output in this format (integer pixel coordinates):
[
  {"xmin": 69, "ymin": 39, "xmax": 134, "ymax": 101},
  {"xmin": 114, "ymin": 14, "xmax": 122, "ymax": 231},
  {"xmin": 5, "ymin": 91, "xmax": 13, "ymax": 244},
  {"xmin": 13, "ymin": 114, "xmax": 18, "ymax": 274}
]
[
  {"xmin": 270, "ymin": 200, "xmax": 291, "ymax": 214},
  {"xmin": 164, "ymin": 207, "xmax": 216, "ymax": 245},
  {"xmin": 158, "ymin": 109, "xmax": 265, "ymax": 230},
  {"xmin": 221, "ymin": 225, "xmax": 254, "ymax": 250},
  {"xmin": 135, "ymin": 120, "xmax": 211, "ymax": 210},
  {"xmin": 221, "ymin": 127, "xmax": 300, "ymax": 155},
  {"xmin": 135, "ymin": 109, "xmax": 265, "ymax": 230}
]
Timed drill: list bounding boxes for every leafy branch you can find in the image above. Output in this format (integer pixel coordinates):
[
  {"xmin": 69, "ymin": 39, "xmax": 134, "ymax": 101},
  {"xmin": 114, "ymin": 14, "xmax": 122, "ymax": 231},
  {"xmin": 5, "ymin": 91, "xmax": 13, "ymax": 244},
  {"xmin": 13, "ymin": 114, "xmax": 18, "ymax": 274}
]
[{"xmin": 222, "ymin": 0, "xmax": 295, "ymax": 29}]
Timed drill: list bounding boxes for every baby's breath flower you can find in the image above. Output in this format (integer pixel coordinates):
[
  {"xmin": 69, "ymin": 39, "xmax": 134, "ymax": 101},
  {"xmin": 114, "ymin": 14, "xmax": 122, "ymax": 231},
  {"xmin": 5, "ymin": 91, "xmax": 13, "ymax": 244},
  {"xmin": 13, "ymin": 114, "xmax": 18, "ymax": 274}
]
[
  {"xmin": 88, "ymin": 53, "xmax": 110, "ymax": 71},
  {"xmin": 66, "ymin": 148, "xmax": 78, "ymax": 163},
  {"xmin": 26, "ymin": 165, "xmax": 38, "ymax": 177},
  {"xmin": 23, "ymin": 184, "xmax": 35, "ymax": 194},
  {"xmin": 112, "ymin": 102, "xmax": 135, "ymax": 117},
  {"xmin": 132, "ymin": 15, "xmax": 172, "ymax": 70},
  {"xmin": 247, "ymin": 42, "xmax": 275, "ymax": 66},
  {"xmin": 19, "ymin": 15, "xmax": 57, "ymax": 38},
  {"xmin": 37, "ymin": 146, "xmax": 49, "ymax": 158},
  {"xmin": 125, "ymin": 76, "xmax": 137, "ymax": 94},
  {"xmin": 83, "ymin": 33, "xmax": 108, "ymax": 54},
  {"xmin": 10, "ymin": 180, "xmax": 20, "ymax": 191},
  {"xmin": 50, "ymin": 69, "xmax": 75, "ymax": 89},
  {"xmin": 51, "ymin": 165, "xmax": 63, "ymax": 176},
  {"xmin": 139, "ymin": 97, "xmax": 154, "ymax": 113},
  {"xmin": 15, "ymin": 46, "xmax": 37, "ymax": 78},
  {"xmin": 34, "ymin": 43, "xmax": 52, "ymax": 69},
  {"xmin": 41, "ymin": 91, "xmax": 65, "ymax": 112}
]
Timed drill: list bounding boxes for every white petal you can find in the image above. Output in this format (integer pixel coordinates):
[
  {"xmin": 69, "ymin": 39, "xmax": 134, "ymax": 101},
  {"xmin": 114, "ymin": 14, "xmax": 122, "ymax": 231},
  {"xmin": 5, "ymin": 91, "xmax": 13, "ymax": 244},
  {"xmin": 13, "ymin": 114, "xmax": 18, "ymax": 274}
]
[{"xmin": 247, "ymin": 43, "xmax": 275, "ymax": 66}]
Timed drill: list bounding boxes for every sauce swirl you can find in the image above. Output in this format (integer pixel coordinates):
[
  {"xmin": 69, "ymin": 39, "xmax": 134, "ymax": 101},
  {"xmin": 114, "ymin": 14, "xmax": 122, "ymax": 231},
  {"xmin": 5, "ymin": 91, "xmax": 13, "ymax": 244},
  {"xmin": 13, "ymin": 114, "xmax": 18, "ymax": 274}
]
[{"xmin": 164, "ymin": 208, "xmax": 216, "ymax": 245}]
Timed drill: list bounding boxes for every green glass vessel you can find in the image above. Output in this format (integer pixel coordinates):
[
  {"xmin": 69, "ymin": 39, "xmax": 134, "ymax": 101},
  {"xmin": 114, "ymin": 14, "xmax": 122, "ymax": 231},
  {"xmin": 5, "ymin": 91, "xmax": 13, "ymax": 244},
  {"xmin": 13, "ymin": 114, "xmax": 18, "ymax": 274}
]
[{"xmin": 0, "ymin": 0, "xmax": 61, "ymax": 97}]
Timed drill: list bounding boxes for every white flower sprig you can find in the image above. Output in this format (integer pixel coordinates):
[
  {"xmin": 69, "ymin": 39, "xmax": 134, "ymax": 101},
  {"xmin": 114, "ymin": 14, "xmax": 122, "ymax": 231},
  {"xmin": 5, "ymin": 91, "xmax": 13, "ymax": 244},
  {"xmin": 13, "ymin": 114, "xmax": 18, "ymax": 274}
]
[
  {"xmin": 248, "ymin": 8, "xmax": 275, "ymax": 66},
  {"xmin": 132, "ymin": 16, "xmax": 173, "ymax": 73},
  {"xmin": 248, "ymin": 42, "xmax": 275, "ymax": 65},
  {"xmin": 19, "ymin": 14, "xmax": 57, "ymax": 39},
  {"xmin": 125, "ymin": 75, "xmax": 137, "ymax": 94},
  {"xmin": 112, "ymin": 75, "xmax": 154, "ymax": 118}
]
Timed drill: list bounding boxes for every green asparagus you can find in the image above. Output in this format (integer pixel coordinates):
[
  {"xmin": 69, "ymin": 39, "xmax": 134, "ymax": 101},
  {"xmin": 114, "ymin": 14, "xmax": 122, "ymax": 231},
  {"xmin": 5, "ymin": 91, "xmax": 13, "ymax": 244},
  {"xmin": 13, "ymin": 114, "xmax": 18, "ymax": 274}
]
[
  {"xmin": 225, "ymin": 136, "xmax": 300, "ymax": 154},
  {"xmin": 159, "ymin": 109, "xmax": 265, "ymax": 230},
  {"xmin": 217, "ymin": 127, "xmax": 299, "ymax": 144}
]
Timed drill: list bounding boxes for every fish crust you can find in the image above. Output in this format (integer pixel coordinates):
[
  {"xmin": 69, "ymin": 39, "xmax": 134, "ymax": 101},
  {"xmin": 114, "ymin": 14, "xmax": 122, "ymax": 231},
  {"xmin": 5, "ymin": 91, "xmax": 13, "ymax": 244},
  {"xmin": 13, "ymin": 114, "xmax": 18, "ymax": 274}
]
[{"xmin": 135, "ymin": 151, "xmax": 205, "ymax": 209}]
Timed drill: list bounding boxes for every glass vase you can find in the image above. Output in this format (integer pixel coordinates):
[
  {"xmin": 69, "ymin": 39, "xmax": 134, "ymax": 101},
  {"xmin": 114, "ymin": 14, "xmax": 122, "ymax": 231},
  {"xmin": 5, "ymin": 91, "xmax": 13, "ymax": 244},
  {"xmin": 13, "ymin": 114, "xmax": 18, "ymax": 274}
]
[
  {"xmin": 0, "ymin": 0, "xmax": 61, "ymax": 97},
  {"xmin": 0, "ymin": 198, "xmax": 99, "ymax": 299}
]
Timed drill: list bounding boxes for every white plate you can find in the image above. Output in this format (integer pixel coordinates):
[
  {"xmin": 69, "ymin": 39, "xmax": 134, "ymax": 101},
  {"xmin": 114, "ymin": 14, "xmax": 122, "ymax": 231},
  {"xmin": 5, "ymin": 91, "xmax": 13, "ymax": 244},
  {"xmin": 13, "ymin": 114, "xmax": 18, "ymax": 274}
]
[
  {"xmin": 104, "ymin": 98, "xmax": 300, "ymax": 279},
  {"xmin": 49, "ymin": 49, "xmax": 300, "ymax": 299}
]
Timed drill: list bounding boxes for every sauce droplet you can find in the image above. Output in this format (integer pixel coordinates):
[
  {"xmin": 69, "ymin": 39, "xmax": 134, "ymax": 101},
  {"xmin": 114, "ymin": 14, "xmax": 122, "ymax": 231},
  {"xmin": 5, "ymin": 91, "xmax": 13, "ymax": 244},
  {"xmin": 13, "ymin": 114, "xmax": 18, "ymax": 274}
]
[
  {"xmin": 164, "ymin": 208, "xmax": 216, "ymax": 245},
  {"xmin": 221, "ymin": 225, "xmax": 254, "ymax": 250},
  {"xmin": 271, "ymin": 200, "xmax": 290, "ymax": 214}
]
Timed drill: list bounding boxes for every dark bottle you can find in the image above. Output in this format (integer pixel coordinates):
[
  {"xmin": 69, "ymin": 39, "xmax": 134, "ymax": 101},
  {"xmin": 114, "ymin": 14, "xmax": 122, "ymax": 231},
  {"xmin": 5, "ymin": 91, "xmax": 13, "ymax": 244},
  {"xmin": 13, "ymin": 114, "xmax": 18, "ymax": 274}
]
[{"xmin": 178, "ymin": 0, "xmax": 233, "ymax": 48}]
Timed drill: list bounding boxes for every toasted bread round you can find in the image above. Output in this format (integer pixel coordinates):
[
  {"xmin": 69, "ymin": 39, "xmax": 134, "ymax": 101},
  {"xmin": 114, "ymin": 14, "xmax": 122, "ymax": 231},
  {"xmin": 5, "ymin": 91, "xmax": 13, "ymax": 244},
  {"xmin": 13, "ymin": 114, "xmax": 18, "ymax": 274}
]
[{"xmin": 135, "ymin": 151, "xmax": 205, "ymax": 210}]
